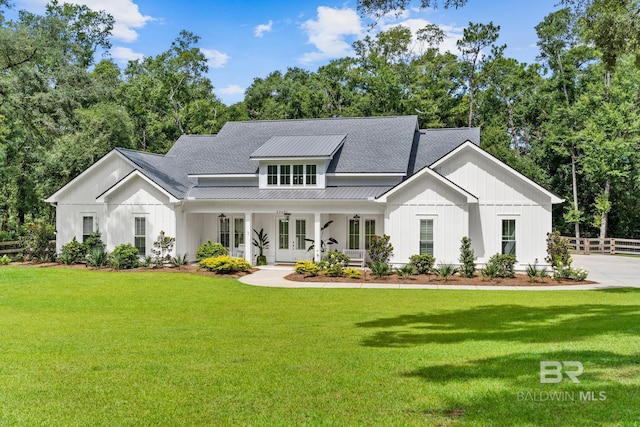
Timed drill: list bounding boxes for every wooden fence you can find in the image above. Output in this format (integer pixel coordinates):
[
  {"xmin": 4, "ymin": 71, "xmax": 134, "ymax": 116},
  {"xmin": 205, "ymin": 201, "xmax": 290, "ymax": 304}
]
[
  {"xmin": 562, "ymin": 236, "xmax": 640, "ymax": 256},
  {"xmin": 0, "ymin": 241, "xmax": 22, "ymax": 258}
]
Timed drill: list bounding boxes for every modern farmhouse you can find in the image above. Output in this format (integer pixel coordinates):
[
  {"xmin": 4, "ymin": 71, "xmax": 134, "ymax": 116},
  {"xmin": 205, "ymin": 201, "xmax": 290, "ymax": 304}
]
[{"xmin": 46, "ymin": 115, "xmax": 563, "ymax": 267}]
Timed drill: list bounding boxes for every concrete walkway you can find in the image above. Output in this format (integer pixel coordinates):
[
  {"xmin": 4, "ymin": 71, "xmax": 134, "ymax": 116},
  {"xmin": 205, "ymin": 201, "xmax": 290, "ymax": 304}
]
[{"xmin": 238, "ymin": 254, "xmax": 640, "ymax": 291}]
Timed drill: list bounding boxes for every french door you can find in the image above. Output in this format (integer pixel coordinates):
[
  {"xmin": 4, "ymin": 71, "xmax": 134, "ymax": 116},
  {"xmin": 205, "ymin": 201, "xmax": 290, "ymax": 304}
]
[{"xmin": 276, "ymin": 216, "xmax": 310, "ymax": 262}]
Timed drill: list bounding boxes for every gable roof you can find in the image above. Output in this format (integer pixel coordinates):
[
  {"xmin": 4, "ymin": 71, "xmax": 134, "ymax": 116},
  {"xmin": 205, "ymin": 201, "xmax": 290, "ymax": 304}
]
[
  {"xmin": 96, "ymin": 169, "xmax": 180, "ymax": 203},
  {"xmin": 376, "ymin": 165, "xmax": 478, "ymax": 203},
  {"xmin": 115, "ymin": 148, "xmax": 189, "ymax": 199},
  {"xmin": 413, "ymin": 127, "xmax": 480, "ymax": 173},
  {"xmin": 250, "ymin": 134, "xmax": 346, "ymax": 159},
  {"xmin": 168, "ymin": 115, "xmax": 420, "ymax": 175},
  {"xmin": 431, "ymin": 141, "xmax": 564, "ymax": 204}
]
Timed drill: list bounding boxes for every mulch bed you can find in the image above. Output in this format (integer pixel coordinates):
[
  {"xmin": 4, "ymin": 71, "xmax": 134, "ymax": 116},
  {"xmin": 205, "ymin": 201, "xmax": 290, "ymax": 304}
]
[{"xmin": 284, "ymin": 270, "xmax": 598, "ymax": 286}]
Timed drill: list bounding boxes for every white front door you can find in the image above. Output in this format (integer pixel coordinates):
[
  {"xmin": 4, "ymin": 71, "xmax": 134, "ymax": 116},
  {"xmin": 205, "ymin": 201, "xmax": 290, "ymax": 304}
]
[{"xmin": 276, "ymin": 216, "xmax": 311, "ymax": 263}]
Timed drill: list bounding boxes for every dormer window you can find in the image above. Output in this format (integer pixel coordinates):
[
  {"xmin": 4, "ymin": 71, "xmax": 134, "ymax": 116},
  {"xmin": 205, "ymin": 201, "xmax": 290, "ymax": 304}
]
[
  {"xmin": 266, "ymin": 163, "xmax": 318, "ymax": 187},
  {"xmin": 251, "ymin": 134, "xmax": 345, "ymax": 190}
]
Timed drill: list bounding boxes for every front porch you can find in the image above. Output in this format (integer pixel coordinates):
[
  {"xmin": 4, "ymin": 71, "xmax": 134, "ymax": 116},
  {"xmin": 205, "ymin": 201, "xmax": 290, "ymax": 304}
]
[{"xmin": 179, "ymin": 203, "xmax": 384, "ymax": 265}]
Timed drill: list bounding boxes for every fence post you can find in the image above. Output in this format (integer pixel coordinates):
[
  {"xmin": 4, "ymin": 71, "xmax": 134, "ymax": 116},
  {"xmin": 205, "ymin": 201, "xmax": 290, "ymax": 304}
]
[
  {"xmin": 585, "ymin": 239, "xmax": 589, "ymax": 255},
  {"xmin": 610, "ymin": 238, "xmax": 615, "ymax": 255}
]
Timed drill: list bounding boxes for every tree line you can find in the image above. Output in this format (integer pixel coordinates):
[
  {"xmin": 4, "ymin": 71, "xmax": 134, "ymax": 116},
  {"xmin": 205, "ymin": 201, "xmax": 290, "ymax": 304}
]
[{"xmin": 0, "ymin": 0, "xmax": 639, "ymax": 242}]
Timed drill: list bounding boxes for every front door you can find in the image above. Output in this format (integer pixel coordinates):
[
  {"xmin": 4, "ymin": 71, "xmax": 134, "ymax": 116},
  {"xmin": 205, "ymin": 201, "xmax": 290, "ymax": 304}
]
[{"xmin": 276, "ymin": 216, "xmax": 311, "ymax": 263}]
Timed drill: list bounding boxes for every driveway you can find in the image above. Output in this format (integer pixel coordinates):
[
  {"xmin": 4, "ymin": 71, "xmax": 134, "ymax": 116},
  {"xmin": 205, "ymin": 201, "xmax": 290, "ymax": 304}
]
[{"xmin": 571, "ymin": 254, "xmax": 640, "ymax": 288}]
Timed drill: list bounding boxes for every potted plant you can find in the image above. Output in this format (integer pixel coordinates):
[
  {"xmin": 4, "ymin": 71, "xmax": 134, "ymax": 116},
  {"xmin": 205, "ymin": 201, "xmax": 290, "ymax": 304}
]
[{"xmin": 252, "ymin": 228, "xmax": 269, "ymax": 266}]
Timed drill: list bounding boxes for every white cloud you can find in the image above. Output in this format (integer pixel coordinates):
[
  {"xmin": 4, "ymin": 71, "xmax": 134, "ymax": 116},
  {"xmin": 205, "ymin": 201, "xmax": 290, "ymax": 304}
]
[
  {"xmin": 299, "ymin": 6, "xmax": 363, "ymax": 63},
  {"xmin": 218, "ymin": 85, "xmax": 245, "ymax": 95},
  {"xmin": 254, "ymin": 20, "xmax": 273, "ymax": 38},
  {"xmin": 111, "ymin": 46, "xmax": 144, "ymax": 62},
  {"xmin": 202, "ymin": 49, "xmax": 230, "ymax": 68},
  {"xmin": 17, "ymin": 0, "xmax": 154, "ymax": 42}
]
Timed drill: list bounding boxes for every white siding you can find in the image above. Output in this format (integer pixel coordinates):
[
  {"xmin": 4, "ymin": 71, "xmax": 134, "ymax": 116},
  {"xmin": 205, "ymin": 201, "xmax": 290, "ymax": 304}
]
[
  {"xmin": 384, "ymin": 173, "xmax": 469, "ymax": 266},
  {"xmin": 53, "ymin": 154, "xmax": 135, "ymax": 252},
  {"xmin": 434, "ymin": 147, "xmax": 553, "ymax": 267},
  {"xmin": 103, "ymin": 176, "xmax": 177, "ymax": 256}
]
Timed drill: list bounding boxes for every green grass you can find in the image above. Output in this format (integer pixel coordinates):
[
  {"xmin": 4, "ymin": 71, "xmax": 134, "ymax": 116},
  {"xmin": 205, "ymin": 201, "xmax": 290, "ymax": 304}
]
[{"xmin": 0, "ymin": 267, "xmax": 639, "ymax": 426}]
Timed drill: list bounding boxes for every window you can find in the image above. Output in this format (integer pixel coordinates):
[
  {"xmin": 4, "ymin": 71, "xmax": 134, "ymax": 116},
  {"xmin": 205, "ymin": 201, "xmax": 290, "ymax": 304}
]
[
  {"xmin": 279, "ymin": 219, "xmax": 289, "ymax": 249},
  {"xmin": 306, "ymin": 165, "xmax": 317, "ymax": 185},
  {"xmin": 419, "ymin": 219, "xmax": 434, "ymax": 255},
  {"xmin": 267, "ymin": 165, "xmax": 278, "ymax": 185},
  {"xmin": 280, "ymin": 165, "xmax": 291, "ymax": 185},
  {"xmin": 364, "ymin": 219, "xmax": 375, "ymax": 250},
  {"xmin": 234, "ymin": 218, "xmax": 244, "ymax": 248},
  {"xmin": 348, "ymin": 218, "xmax": 360, "ymax": 250},
  {"xmin": 502, "ymin": 219, "xmax": 516, "ymax": 256},
  {"xmin": 293, "ymin": 164, "xmax": 304, "ymax": 185},
  {"xmin": 219, "ymin": 217, "xmax": 230, "ymax": 248},
  {"xmin": 134, "ymin": 217, "xmax": 146, "ymax": 256},
  {"xmin": 82, "ymin": 216, "xmax": 94, "ymax": 242},
  {"xmin": 296, "ymin": 219, "xmax": 306, "ymax": 250}
]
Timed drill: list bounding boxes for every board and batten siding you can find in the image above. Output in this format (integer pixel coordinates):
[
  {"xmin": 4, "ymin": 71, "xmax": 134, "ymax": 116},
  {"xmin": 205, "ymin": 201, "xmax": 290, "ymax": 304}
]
[
  {"xmin": 434, "ymin": 146, "xmax": 552, "ymax": 266},
  {"xmin": 384, "ymin": 173, "xmax": 470, "ymax": 266},
  {"xmin": 103, "ymin": 176, "xmax": 177, "ymax": 257},
  {"xmin": 51, "ymin": 154, "xmax": 135, "ymax": 253}
]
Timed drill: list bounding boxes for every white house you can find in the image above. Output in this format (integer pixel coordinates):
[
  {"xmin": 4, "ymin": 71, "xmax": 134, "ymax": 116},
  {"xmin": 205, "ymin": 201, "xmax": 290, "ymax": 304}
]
[{"xmin": 46, "ymin": 115, "xmax": 563, "ymax": 268}]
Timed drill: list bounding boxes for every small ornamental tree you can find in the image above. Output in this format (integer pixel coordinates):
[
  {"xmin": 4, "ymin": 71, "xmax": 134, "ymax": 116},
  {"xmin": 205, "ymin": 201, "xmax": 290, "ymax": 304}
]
[
  {"xmin": 545, "ymin": 231, "xmax": 570, "ymax": 267},
  {"xmin": 152, "ymin": 231, "xmax": 175, "ymax": 267},
  {"xmin": 368, "ymin": 234, "xmax": 394, "ymax": 264},
  {"xmin": 458, "ymin": 236, "xmax": 476, "ymax": 278},
  {"xmin": 19, "ymin": 221, "xmax": 56, "ymax": 262}
]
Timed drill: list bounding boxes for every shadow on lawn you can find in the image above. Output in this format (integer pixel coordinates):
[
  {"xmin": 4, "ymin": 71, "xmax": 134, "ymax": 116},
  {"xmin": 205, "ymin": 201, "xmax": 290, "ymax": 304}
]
[
  {"xmin": 355, "ymin": 303, "xmax": 640, "ymax": 348},
  {"xmin": 404, "ymin": 350, "xmax": 640, "ymax": 425}
]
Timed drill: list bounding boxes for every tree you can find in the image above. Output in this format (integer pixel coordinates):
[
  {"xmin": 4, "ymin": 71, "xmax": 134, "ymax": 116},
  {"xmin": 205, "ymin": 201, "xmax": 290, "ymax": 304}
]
[
  {"xmin": 456, "ymin": 22, "xmax": 502, "ymax": 127},
  {"xmin": 358, "ymin": 0, "xmax": 468, "ymax": 19}
]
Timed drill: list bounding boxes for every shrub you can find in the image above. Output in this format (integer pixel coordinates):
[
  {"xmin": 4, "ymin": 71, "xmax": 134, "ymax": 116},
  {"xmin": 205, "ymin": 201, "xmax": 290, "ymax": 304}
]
[
  {"xmin": 434, "ymin": 263, "xmax": 457, "ymax": 282},
  {"xmin": 0, "ymin": 255, "xmax": 11, "ymax": 265},
  {"xmin": 408, "ymin": 254, "xmax": 435, "ymax": 275},
  {"xmin": 152, "ymin": 231, "xmax": 175, "ymax": 267},
  {"xmin": 486, "ymin": 253, "xmax": 517, "ymax": 278},
  {"xmin": 395, "ymin": 264, "xmax": 415, "ymax": 278},
  {"xmin": 18, "ymin": 221, "xmax": 56, "ymax": 262},
  {"xmin": 111, "ymin": 243, "xmax": 140, "ymax": 269},
  {"xmin": 196, "ymin": 240, "xmax": 228, "ymax": 261},
  {"xmin": 344, "ymin": 267, "xmax": 362, "ymax": 279},
  {"xmin": 142, "ymin": 255, "xmax": 154, "ymax": 268},
  {"xmin": 546, "ymin": 231, "xmax": 570, "ymax": 267},
  {"xmin": 86, "ymin": 246, "xmax": 110, "ymax": 269},
  {"xmin": 171, "ymin": 253, "xmax": 189, "ymax": 269},
  {"xmin": 199, "ymin": 255, "xmax": 251, "ymax": 274},
  {"xmin": 322, "ymin": 251, "xmax": 350, "ymax": 277},
  {"xmin": 82, "ymin": 231, "xmax": 105, "ymax": 254},
  {"xmin": 370, "ymin": 261, "xmax": 392, "ymax": 279},
  {"xmin": 295, "ymin": 260, "xmax": 321, "ymax": 277},
  {"xmin": 552, "ymin": 258, "xmax": 589, "ymax": 281},
  {"xmin": 526, "ymin": 262, "xmax": 548, "ymax": 283},
  {"xmin": 458, "ymin": 236, "xmax": 476, "ymax": 278},
  {"xmin": 481, "ymin": 263, "xmax": 499, "ymax": 282},
  {"xmin": 368, "ymin": 234, "xmax": 394, "ymax": 264},
  {"xmin": 60, "ymin": 237, "xmax": 85, "ymax": 264}
]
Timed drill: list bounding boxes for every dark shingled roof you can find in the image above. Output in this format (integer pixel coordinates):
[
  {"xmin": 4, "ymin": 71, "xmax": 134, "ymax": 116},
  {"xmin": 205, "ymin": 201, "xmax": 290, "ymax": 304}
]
[
  {"xmin": 250, "ymin": 134, "xmax": 346, "ymax": 159},
  {"xmin": 168, "ymin": 115, "xmax": 419, "ymax": 175},
  {"xmin": 116, "ymin": 148, "xmax": 190, "ymax": 199},
  {"xmin": 120, "ymin": 116, "xmax": 480, "ymax": 201}
]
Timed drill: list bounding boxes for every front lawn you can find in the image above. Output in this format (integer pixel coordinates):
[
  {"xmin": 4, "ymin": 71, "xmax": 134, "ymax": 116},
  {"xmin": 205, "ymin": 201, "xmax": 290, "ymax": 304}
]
[{"xmin": 1, "ymin": 267, "xmax": 639, "ymax": 425}]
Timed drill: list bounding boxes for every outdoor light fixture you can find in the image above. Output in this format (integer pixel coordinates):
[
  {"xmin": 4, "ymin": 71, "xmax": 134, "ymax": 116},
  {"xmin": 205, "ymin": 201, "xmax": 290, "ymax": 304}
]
[
  {"xmin": 353, "ymin": 214, "xmax": 360, "ymax": 219},
  {"xmin": 284, "ymin": 212, "xmax": 291, "ymax": 221},
  {"xmin": 218, "ymin": 213, "xmax": 226, "ymax": 218}
]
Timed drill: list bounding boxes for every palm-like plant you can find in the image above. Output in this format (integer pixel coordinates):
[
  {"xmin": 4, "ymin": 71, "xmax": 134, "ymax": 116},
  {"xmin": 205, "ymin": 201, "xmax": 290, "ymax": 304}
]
[
  {"xmin": 305, "ymin": 220, "xmax": 338, "ymax": 253},
  {"xmin": 252, "ymin": 228, "xmax": 269, "ymax": 265}
]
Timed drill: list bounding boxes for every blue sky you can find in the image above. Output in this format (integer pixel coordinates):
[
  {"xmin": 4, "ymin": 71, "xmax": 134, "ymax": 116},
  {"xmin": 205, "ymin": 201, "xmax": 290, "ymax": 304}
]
[{"xmin": 13, "ymin": 0, "xmax": 561, "ymax": 105}]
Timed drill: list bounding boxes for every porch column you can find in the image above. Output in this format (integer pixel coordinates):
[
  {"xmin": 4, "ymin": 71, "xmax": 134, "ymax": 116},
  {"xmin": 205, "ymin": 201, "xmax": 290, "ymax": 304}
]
[
  {"xmin": 314, "ymin": 212, "xmax": 322, "ymax": 262},
  {"xmin": 245, "ymin": 212, "xmax": 253, "ymax": 263}
]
